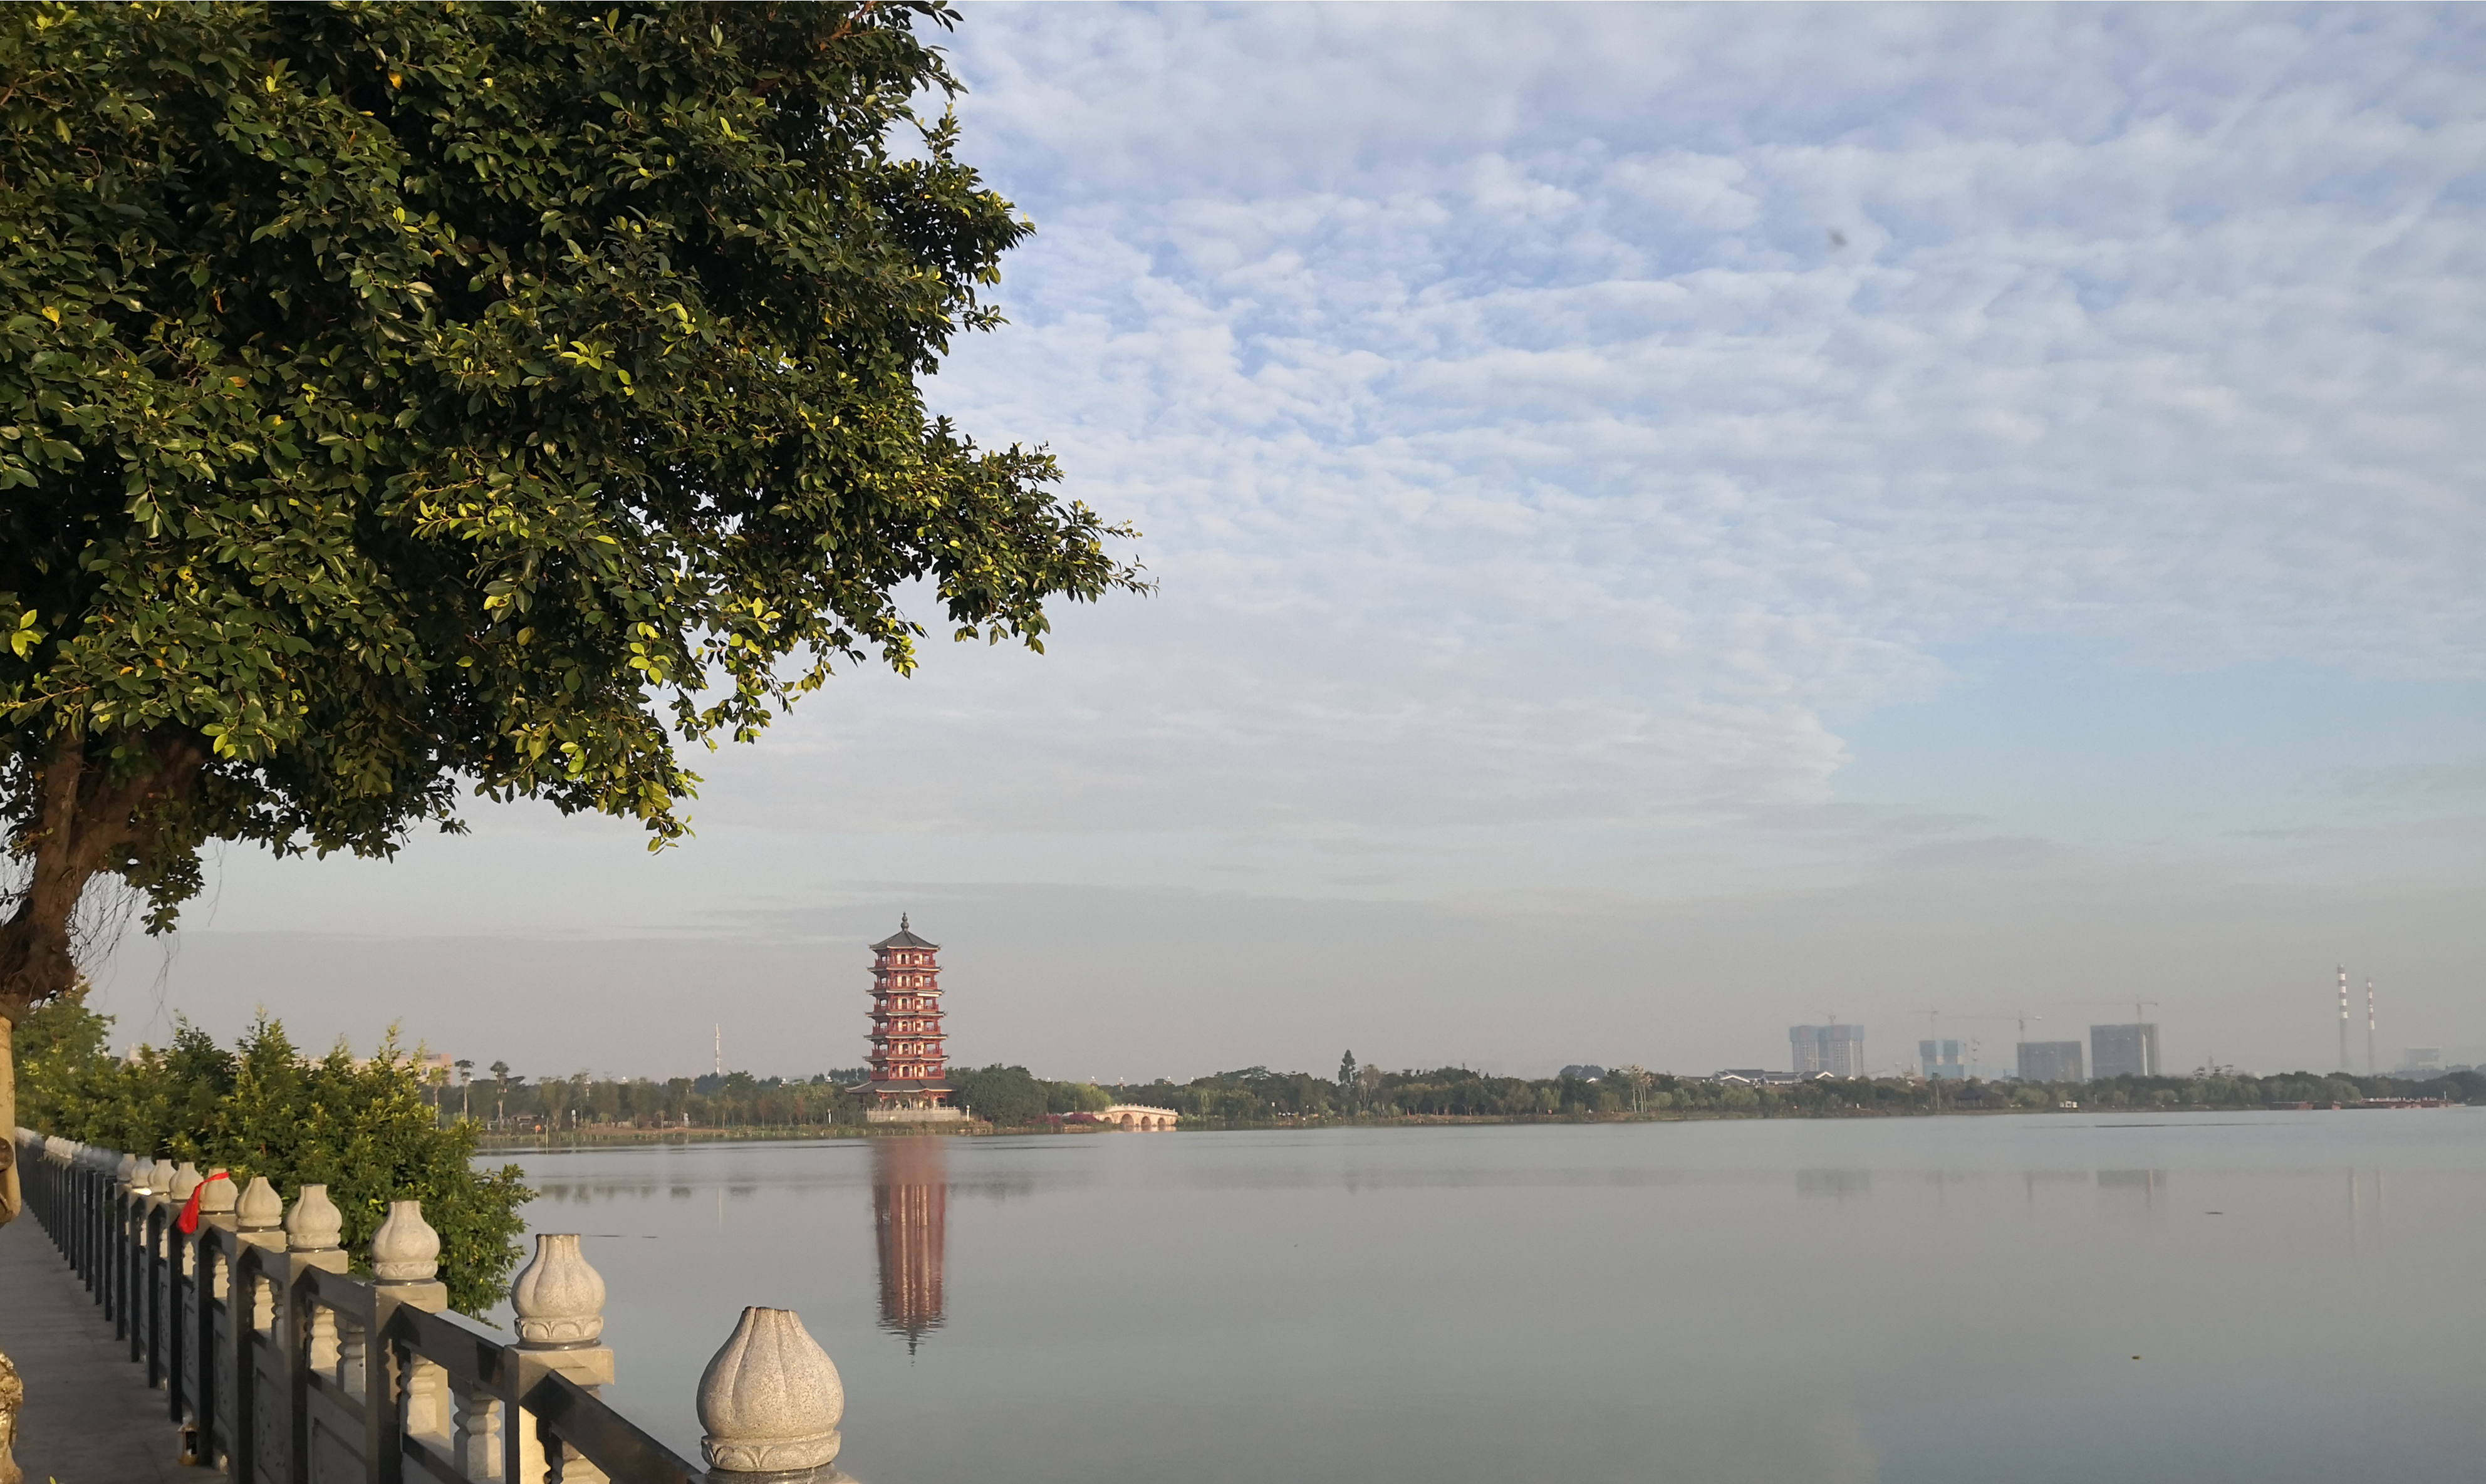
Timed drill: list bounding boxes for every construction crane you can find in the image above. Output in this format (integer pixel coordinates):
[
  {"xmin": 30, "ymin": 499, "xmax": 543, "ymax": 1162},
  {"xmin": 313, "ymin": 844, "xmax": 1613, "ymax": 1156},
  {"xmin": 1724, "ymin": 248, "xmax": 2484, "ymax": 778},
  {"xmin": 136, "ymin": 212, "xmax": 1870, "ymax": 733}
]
[
  {"xmin": 1957, "ymin": 1011, "xmax": 2044, "ymax": 1038},
  {"xmin": 2067, "ymin": 999, "xmax": 2161, "ymax": 1024},
  {"xmin": 1951, "ymin": 1013, "xmax": 2044, "ymax": 1077}
]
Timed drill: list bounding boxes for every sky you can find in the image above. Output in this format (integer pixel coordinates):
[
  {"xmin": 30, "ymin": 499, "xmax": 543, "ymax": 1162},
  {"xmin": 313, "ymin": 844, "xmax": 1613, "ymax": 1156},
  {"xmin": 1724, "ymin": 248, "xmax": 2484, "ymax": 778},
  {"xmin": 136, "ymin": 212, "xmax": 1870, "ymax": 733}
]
[{"xmin": 88, "ymin": 3, "xmax": 2486, "ymax": 1084}]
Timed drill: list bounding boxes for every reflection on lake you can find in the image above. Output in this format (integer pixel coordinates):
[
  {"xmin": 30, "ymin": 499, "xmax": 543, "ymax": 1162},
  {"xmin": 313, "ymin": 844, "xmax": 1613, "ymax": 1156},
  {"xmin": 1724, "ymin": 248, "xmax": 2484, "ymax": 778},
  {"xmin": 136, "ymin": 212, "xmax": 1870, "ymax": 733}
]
[
  {"xmin": 873, "ymin": 1136, "xmax": 946, "ymax": 1352},
  {"xmin": 497, "ymin": 1113, "xmax": 2486, "ymax": 1483}
]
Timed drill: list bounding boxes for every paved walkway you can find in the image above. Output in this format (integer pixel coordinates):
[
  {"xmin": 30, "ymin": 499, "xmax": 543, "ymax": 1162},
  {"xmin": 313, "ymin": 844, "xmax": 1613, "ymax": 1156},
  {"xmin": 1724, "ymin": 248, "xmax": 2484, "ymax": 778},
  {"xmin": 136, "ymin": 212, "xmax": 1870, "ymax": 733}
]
[{"xmin": 0, "ymin": 1215, "xmax": 187, "ymax": 1483}]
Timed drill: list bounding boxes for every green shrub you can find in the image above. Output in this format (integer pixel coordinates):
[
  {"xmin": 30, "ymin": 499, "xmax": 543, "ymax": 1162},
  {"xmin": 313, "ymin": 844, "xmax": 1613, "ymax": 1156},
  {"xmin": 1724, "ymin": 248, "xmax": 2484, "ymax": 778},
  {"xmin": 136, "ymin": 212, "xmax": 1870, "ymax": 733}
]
[{"xmin": 14, "ymin": 996, "xmax": 529, "ymax": 1315}]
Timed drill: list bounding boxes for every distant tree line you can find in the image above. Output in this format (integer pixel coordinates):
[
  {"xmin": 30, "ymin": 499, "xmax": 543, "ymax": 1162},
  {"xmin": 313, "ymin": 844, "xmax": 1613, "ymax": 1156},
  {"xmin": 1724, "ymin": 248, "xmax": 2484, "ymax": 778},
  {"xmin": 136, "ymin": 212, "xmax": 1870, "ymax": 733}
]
[
  {"xmin": 1076, "ymin": 1054, "xmax": 2486, "ymax": 1128},
  {"xmin": 96, "ymin": 1032, "xmax": 2482, "ymax": 1146},
  {"xmin": 425, "ymin": 1061, "xmax": 1118, "ymax": 1133},
  {"xmin": 432, "ymin": 1064, "xmax": 877, "ymax": 1133}
]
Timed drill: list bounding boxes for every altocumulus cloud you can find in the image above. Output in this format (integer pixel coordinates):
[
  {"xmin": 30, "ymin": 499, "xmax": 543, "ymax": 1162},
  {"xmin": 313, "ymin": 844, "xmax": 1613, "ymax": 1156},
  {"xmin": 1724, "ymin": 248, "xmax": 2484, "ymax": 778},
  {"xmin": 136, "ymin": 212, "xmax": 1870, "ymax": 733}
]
[{"xmin": 687, "ymin": 3, "xmax": 2486, "ymax": 851}]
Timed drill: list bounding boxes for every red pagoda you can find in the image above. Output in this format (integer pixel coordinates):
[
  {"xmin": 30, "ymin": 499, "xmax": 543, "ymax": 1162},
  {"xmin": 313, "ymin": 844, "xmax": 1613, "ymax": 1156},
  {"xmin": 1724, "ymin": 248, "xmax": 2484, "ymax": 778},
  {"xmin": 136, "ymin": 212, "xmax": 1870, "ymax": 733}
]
[{"xmin": 865, "ymin": 915, "xmax": 961, "ymax": 1121}]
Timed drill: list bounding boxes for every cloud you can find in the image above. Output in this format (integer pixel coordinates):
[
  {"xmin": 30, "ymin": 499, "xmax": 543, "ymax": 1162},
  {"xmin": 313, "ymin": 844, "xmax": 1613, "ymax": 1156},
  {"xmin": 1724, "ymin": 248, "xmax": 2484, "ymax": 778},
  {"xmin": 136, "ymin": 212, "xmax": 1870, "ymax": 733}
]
[{"xmin": 712, "ymin": 4, "xmax": 2486, "ymax": 844}]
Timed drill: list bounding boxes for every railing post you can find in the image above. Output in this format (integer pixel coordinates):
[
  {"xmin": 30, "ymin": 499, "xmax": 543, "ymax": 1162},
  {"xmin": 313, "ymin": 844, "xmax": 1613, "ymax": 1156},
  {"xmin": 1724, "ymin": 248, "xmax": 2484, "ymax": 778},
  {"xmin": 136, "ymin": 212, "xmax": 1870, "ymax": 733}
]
[
  {"xmin": 68, "ymin": 1148, "xmax": 87, "ymax": 1285},
  {"xmin": 232, "ymin": 1176, "xmax": 286, "ymax": 1484},
  {"xmin": 509, "ymin": 1233, "xmax": 614, "ymax": 1484},
  {"xmin": 112, "ymin": 1152, "xmax": 138, "ymax": 1337},
  {"xmin": 373, "ymin": 1199, "xmax": 447, "ymax": 1478},
  {"xmin": 696, "ymin": 1307, "xmax": 845, "ymax": 1476},
  {"xmin": 142, "ymin": 1161, "xmax": 172, "ymax": 1388},
  {"xmin": 115, "ymin": 1153, "xmax": 142, "ymax": 1352},
  {"xmin": 165, "ymin": 1162, "xmax": 200, "ymax": 1434},
  {"xmin": 196, "ymin": 1168, "xmax": 239, "ymax": 1470},
  {"xmin": 283, "ymin": 1183, "xmax": 348, "ymax": 1484}
]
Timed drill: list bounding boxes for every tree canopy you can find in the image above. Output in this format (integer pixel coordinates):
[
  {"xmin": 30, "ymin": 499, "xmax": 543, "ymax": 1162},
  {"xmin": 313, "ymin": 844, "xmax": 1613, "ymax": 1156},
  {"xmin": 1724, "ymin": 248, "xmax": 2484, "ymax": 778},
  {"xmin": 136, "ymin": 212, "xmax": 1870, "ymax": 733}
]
[{"xmin": 0, "ymin": 0, "xmax": 1142, "ymax": 1196}]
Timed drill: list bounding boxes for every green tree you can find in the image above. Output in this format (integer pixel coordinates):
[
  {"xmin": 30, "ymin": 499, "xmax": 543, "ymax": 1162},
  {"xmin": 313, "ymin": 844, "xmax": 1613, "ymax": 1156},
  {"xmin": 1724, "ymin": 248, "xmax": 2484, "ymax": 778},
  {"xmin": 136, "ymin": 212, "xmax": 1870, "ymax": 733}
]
[
  {"xmin": 0, "ymin": 1, "xmax": 1142, "ymax": 1218},
  {"xmin": 951, "ymin": 1063, "xmax": 1043, "ymax": 1126}
]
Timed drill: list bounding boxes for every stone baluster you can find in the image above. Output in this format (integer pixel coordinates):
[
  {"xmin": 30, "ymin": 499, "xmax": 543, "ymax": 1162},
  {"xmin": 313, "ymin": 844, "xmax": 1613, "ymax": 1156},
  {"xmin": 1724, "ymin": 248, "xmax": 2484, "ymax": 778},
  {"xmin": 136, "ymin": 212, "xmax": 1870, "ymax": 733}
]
[
  {"xmin": 284, "ymin": 1186, "xmax": 348, "ymax": 1383},
  {"xmin": 147, "ymin": 1159, "xmax": 177, "ymax": 1258},
  {"xmin": 137, "ymin": 1161, "xmax": 169, "ymax": 1305},
  {"xmin": 235, "ymin": 1177, "xmax": 284, "ymax": 1334},
  {"xmin": 372, "ymin": 1200, "xmax": 449, "ymax": 1445},
  {"xmin": 697, "ymin": 1307, "xmax": 846, "ymax": 1476},
  {"xmin": 168, "ymin": 1163, "xmax": 202, "ymax": 1281},
  {"xmin": 236, "ymin": 1176, "xmax": 282, "ymax": 1237},
  {"xmin": 197, "ymin": 1169, "xmax": 238, "ymax": 1301},
  {"xmin": 509, "ymin": 1233, "xmax": 613, "ymax": 1484}
]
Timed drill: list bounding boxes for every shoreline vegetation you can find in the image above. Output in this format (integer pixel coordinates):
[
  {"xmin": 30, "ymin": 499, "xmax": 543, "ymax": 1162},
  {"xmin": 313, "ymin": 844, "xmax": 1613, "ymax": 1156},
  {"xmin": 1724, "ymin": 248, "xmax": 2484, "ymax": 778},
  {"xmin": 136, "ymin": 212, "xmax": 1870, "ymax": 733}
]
[
  {"xmin": 22, "ymin": 994, "xmax": 2475, "ymax": 1171},
  {"xmin": 471, "ymin": 1086, "xmax": 2478, "ymax": 1151},
  {"xmin": 459, "ymin": 1059, "xmax": 2483, "ymax": 1148}
]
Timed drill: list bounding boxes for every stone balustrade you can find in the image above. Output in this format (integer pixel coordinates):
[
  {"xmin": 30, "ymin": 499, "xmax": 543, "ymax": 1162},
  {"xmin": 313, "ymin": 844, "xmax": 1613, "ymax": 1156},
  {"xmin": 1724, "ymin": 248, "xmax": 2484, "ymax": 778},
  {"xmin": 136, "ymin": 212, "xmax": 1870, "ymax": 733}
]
[{"xmin": 10, "ymin": 1127, "xmax": 850, "ymax": 1483}]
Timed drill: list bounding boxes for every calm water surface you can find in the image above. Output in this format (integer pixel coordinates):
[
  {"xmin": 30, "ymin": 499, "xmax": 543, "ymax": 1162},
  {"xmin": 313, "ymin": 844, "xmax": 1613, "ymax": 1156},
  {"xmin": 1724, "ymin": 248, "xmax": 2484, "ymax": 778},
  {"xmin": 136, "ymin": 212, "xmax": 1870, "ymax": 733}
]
[{"xmin": 495, "ymin": 1113, "xmax": 2486, "ymax": 1483}]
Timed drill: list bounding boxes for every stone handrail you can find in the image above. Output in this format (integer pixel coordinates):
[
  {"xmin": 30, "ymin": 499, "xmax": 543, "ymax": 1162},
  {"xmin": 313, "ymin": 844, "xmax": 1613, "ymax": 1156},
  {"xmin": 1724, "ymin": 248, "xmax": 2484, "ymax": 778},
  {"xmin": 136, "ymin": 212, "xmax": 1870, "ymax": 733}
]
[{"xmin": 11, "ymin": 1127, "xmax": 849, "ymax": 1483}]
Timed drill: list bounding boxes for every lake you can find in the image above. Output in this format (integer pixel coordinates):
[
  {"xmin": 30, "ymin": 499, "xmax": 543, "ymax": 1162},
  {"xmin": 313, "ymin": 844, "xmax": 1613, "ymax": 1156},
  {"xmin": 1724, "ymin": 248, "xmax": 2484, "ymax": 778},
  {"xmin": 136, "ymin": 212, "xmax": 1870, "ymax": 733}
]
[{"xmin": 493, "ymin": 1112, "xmax": 2486, "ymax": 1483}]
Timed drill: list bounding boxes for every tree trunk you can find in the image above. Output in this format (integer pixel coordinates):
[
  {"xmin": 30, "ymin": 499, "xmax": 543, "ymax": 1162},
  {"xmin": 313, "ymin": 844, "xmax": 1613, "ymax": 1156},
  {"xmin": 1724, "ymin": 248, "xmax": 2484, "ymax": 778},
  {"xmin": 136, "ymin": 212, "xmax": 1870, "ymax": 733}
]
[
  {"xmin": 0, "ymin": 1013, "xmax": 17, "ymax": 1225},
  {"xmin": 0, "ymin": 729, "xmax": 206, "ymax": 1224}
]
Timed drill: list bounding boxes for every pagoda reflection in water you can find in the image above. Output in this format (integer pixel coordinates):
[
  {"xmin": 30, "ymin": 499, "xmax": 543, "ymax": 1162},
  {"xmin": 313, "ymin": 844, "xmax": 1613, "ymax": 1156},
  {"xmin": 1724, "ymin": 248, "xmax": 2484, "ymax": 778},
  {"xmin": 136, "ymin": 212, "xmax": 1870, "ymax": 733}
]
[{"xmin": 872, "ymin": 1135, "xmax": 947, "ymax": 1352}]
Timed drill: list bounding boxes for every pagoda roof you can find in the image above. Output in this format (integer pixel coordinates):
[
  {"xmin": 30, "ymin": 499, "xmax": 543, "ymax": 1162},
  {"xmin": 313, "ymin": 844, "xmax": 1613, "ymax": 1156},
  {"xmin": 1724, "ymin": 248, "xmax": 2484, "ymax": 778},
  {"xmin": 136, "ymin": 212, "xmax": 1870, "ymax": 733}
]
[{"xmin": 871, "ymin": 913, "xmax": 940, "ymax": 951}]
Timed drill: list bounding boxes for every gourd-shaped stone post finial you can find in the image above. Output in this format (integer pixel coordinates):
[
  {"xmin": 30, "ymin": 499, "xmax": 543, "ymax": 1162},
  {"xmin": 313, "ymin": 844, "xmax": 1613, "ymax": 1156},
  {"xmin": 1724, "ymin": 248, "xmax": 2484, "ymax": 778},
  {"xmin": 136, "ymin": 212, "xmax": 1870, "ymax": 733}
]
[
  {"xmin": 237, "ymin": 1175, "xmax": 283, "ymax": 1232},
  {"xmin": 167, "ymin": 1163, "xmax": 202, "ymax": 1203},
  {"xmin": 143, "ymin": 1158, "xmax": 173, "ymax": 1196},
  {"xmin": 697, "ymin": 1307, "xmax": 845, "ymax": 1473},
  {"xmin": 511, "ymin": 1234, "xmax": 606, "ymax": 1347},
  {"xmin": 116, "ymin": 1151, "xmax": 139, "ymax": 1186},
  {"xmin": 198, "ymin": 1168, "xmax": 238, "ymax": 1217},
  {"xmin": 371, "ymin": 1199, "xmax": 441, "ymax": 1282},
  {"xmin": 286, "ymin": 1185, "xmax": 344, "ymax": 1252}
]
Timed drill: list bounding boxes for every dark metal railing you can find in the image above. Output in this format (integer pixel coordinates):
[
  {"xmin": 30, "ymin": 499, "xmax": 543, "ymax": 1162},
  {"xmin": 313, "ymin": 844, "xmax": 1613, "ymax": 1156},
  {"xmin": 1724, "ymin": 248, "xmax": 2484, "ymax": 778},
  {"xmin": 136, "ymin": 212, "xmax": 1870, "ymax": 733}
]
[{"xmin": 13, "ymin": 1130, "xmax": 719, "ymax": 1484}]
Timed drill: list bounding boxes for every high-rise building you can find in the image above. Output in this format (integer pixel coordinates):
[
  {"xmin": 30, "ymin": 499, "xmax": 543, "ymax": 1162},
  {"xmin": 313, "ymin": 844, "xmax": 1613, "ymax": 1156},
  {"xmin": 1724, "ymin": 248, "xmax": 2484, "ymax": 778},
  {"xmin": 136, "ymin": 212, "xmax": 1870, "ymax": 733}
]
[
  {"xmin": 2090, "ymin": 1023, "xmax": 2161, "ymax": 1079},
  {"xmin": 1919, "ymin": 1039, "xmax": 1965, "ymax": 1080},
  {"xmin": 2017, "ymin": 1040, "xmax": 2085, "ymax": 1081},
  {"xmin": 1790, "ymin": 1024, "xmax": 1867, "ymax": 1078}
]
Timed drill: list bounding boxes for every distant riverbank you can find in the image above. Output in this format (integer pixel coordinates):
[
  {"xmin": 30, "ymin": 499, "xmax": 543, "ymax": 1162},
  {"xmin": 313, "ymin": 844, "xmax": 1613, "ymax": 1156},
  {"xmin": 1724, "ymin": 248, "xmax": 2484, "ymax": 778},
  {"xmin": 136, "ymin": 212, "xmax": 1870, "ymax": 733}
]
[{"xmin": 467, "ymin": 1095, "xmax": 2472, "ymax": 1151}]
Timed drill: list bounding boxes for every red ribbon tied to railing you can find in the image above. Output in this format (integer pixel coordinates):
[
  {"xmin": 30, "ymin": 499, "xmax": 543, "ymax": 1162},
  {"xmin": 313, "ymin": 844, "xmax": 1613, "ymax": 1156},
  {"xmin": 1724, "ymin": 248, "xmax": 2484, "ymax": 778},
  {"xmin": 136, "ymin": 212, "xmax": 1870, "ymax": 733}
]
[{"xmin": 176, "ymin": 1170, "xmax": 230, "ymax": 1235}]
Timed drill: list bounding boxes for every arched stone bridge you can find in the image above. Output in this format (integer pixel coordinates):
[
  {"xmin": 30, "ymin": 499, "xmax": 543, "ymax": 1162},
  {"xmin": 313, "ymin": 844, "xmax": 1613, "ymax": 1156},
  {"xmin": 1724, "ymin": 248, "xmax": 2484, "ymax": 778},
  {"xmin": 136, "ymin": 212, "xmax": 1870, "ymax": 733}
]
[{"xmin": 1101, "ymin": 1104, "xmax": 1180, "ymax": 1131}]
